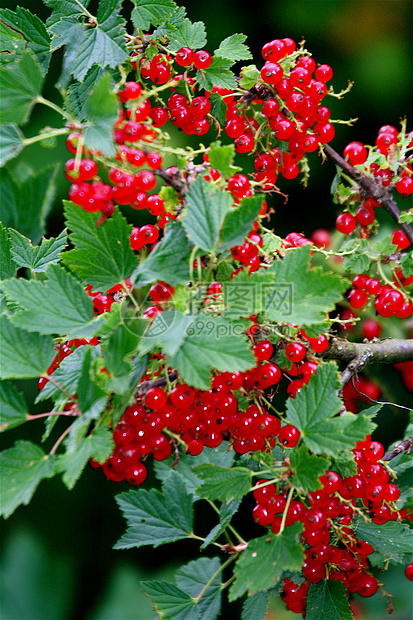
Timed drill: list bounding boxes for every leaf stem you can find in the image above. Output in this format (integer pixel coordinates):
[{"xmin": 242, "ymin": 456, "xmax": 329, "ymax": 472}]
[
  {"xmin": 23, "ymin": 127, "xmax": 71, "ymax": 146},
  {"xmin": 72, "ymin": 0, "xmax": 95, "ymax": 20},
  {"xmin": 49, "ymin": 423, "xmax": 74, "ymax": 455},
  {"xmin": 279, "ymin": 486, "xmax": 294, "ymax": 535},
  {"xmin": 27, "ymin": 410, "xmax": 79, "ymax": 420},
  {"xmin": 194, "ymin": 554, "xmax": 237, "ymax": 603},
  {"xmin": 43, "ymin": 373, "xmax": 77, "ymax": 403},
  {"xmin": 36, "ymin": 96, "xmax": 73, "ymax": 121}
]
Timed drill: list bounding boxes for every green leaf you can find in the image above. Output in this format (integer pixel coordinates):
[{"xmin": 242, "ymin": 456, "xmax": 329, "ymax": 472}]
[
  {"xmin": 218, "ymin": 195, "xmax": 264, "ymax": 253},
  {"xmin": 241, "ymin": 592, "xmax": 269, "ymax": 620},
  {"xmin": 35, "ymin": 346, "xmax": 86, "ymax": 403},
  {"xmin": 239, "ymin": 65, "xmax": 259, "ymax": 89},
  {"xmin": 0, "ymin": 21, "xmax": 26, "ymax": 67},
  {"xmin": 84, "ymin": 72, "xmax": 118, "ymax": 157},
  {"xmin": 264, "ymin": 245, "xmax": 347, "ymax": 326},
  {"xmin": 0, "ymin": 165, "xmax": 58, "ymax": 244},
  {"xmin": 306, "ymin": 581, "xmax": 352, "ymax": 620},
  {"xmin": 193, "ymin": 464, "xmax": 251, "ymax": 502},
  {"xmin": 0, "ymin": 440, "xmax": 55, "ymax": 518},
  {"xmin": 2, "ymin": 264, "xmax": 94, "ymax": 336},
  {"xmin": 168, "ymin": 313, "xmax": 255, "ymax": 390},
  {"xmin": 57, "ymin": 426, "xmax": 114, "ymax": 489},
  {"xmin": 103, "ymin": 319, "xmax": 144, "ymax": 380},
  {"xmin": 0, "ymin": 7, "xmax": 51, "ymax": 74},
  {"xmin": 176, "ymin": 557, "xmax": 222, "ymax": 619},
  {"xmin": 0, "ymin": 124, "xmax": 25, "ymax": 167},
  {"xmin": 229, "ymin": 523, "xmax": 304, "ymax": 600},
  {"xmin": 342, "ymin": 239, "xmax": 371, "ymax": 274},
  {"xmin": 65, "ymin": 66, "xmax": 103, "ymax": 121},
  {"xmin": 209, "ymin": 93, "xmax": 227, "ymax": 127},
  {"xmin": 9, "ymin": 229, "xmax": 67, "ymax": 273},
  {"xmin": 115, "ymin": 470, "xmax": 194, "ymax": 549},
  {"xmin": 0, "ymin": 315, "xmax": 55, "ymax": 379},
  {"xmin": 153, "ymin": 442, "xmax": 235, "ymax": 500},
  {"xmin": 0, "ymin": 380, "xmax": 29, "ymax": 432},
  {"xmin": 132, "ymin": 221, "xmax": 191, "ymax": 287},
  {"xmin": 290, "ymin": 445, "xmax": 329, "ymax": 492},
  {"xmin": 70, "ymin": 0, "xmax": 128, "ymax": 82},
  {"xmin": 286, "ymin": 363, "xmax": 377, "ymax": 455},
  {"xmin": 140, "ymin": 581, "xmax": 199, "ymax": 620},
  {"xmin": 330, "ymin": 450, "xmax": 357, "ymax": 478},
  {"xmin": 139, "ymin": 310, "xmax": 192, "ymax": 357},
  {"xmin": 62, "ymin": 201, "xmax": 137, "ymax": 293},
  {"xmin": 215, "ymin": 34, "xmax": 252, "ymax": 62},
  {"xmin": 208, "ymin": 141, "xmax": 238, "ymax": 179},
  {"xmin": 44, "ymin": 0, "xmax": 92, "ymax": 27},
  {"xmin": 0, "ymin": 222, "xmax": 17, "ymax": 280},
  {"xmin": 0, "ymin": 51, "xmax": 43, "ymax": 124},
  {"xmin": 400, "ymin": 251, "xmax": 413, "ymax": 278},
  {"xmin": 131, "ymin": 0, "xmax": 177, "ymax": 31},
  {"xmin": 354, "ymin": 519, "xmax": 413, "ymax": 564},
  {"xmin": 195, "ymin": 56, "xmax": 237, "ymax": 91},
  {"xmin": 182, "ymin": 177, "xmax": 232, "ymax": 253},
  {"xmin": 76, "ymin": 347, "xmax": 107, "ymax": 415},
  {"xmin": 164, "ymin": 17, "xmax": 207, "ymax": 52},
  {"xmin": 200, "ymin": 499, "xmax": 241, "ymax": 550}
]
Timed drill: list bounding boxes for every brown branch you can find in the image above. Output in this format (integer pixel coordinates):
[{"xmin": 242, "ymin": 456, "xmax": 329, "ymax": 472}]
[
  {"xmin": 382, "ymin": 436, "xmax": 413, "ymax": 461},
  {"xmin": 135, "ymin": 370, "xmax": 178, "ymax": 398},
  {"xmin": 323, "ymin": 144, "xmax": 413, "ymax": 244}
]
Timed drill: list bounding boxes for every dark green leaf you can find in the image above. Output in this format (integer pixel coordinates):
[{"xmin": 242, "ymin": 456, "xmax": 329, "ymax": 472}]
[
  {"xmin": 115, "ymin": 470, "xmax": 194, "ymax": 549},
  {"xmin": 200, "ymin": 499, "xmax": 241, "ymax": 550},
  {"xmin": 354, "ymin": 519, "xmax": 413, "ymax": 563},
  {"xmin": 195, "ymin": 56, "xmax": 237, "ymax": 91},
  {"xmin": 0, "ymin": 7, "xmax": 51, "ymax": 74},
  {"xmin": 209, "ymin": 93, "xmax": 227, "ymax": 127},
  {"xmin": 131, "ymin": 0, "xmax": 177, "ymax": 31},
  {"xmin": 35, "ymin": 346, "xmax": 86, "ymax": 403},
  {"xmin": 0, "ymin": 51, "xmax": 44, "ymax": 124},
  {"xmin": 330, "ymin": 451, "xmax": 357, "ymax": 478},
  {"xmin": 265, "ymin": 245, "xmax": 347, "ymax": 326},
  {"xmin": 76, "ymin": 347, "xmax": 107, "ymax": 416},
  {"xmin": 0, "ymin": 21, "xmax": 26, "ymax": 67},
  {"xmin": 9, "ymin": 229, "xmax": 67, "ymax": 272},
  {"xmin": 306, "ymin": 581, "xmax": 352, "ymax": 620},
  {"xmin": 290, "ymin": 445, "xmax": 329, "ymax": 492},
  {"xmin": 218, "ymin": 195, "xmax": 263, "ymax": 253},
  {"xmin": 84, "ymin": 72, "xmax": 118, "ymax": 156},
  {"xmin": 0, "ymin": 316, "xmax": 55, "ymax": 379},
  {"xmin": 65, "ymin": 66, "xmax": 103, "ymax": 122},
  {"xmin": 176, "ymin": 557, "xmax": 221, "ymax": 619},
  {"xmin": 2, "ymin": 264, "xmax": 94, "ymax": 336},
  {"xmin": 241, "ymin": 592, "xmax": 269, "ymax": 620},
  {"xmin": 400, "ymin": 251, "xmax": 413, "ymax": 278},
  {"xmin": 62, "ymin": 201, "xmax": 137, "ymax": 293},
  {"xmin": 229, "ymin": 523, "xmax": 304, "ymax": 600},
  {"xmin": 139, "ymin": 310, "xmax": 192, "ymax": 357},
  {"xmin": 215, "ymin": 34, "xmax": 252, "ymax": 62},
  {"xmin": 164, "ymin": 17, "xmax": 206, "ymax": 52},
  {"xmin": 132, "ymin": 221, "xmax": 191, "ymax": 287},
  {"xmin": 44, "ymin": 0, "xmax": 92, "ymax": 27},
  {"xmin": 193, "ymin": 464, "xmax": 251, "ymax": 502},
  {"xmin": 103, "ymin": 319, "xmax": 144, "ymax": 380},
  {"xmin": 140, "ymin": 581, "xmax": 199, "ymax": 620},
  {"xmin": 0, "ymin": 124, "xmax": 25, "ymax": 167},
  {"xmin": 0, "ymin": 222, "xmax": 17, "ymax": 280},
  {"xmin": 0, "ymin": 380, "xmax": 29, "ymax": 432},
  {"xmin": 343, "ymin": 239, "xmax": 371, "ymax": 274},
  {"xmin": 0, "ymin": 440, "xmax": 55, "ymax": 518}
]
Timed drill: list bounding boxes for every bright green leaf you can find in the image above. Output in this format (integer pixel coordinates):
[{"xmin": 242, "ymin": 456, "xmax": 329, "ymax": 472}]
[
  {"xmin": 290, "ymin": 445, "xmax": 329, "ymax": 492},
  {"xmin": 0, "ymin": 51, "xmax": 44, "ymax": 124},
  {"xmin": 239, "ymin": 65, "xmax": 259, "ymax": 89},
  {"xmin": 195, "ymin": 56, "xmax": 237, "ymax": 91},
  {"xmin": 62, "ymin": 201, "xmax": 137, "ymax": 293},
  {"xmin": 103, "ymin": 319, "xmax": 144, "ymax": 379},
  {"xmin": 0, "ymin": 124, "xmax": 25, "ymax": 167},
  {"xmin": 0, "ymin": 315, "xmax": 55, "ymax": 379},
  {"xmin": 193, "ymin": 464, "xmax": 251, "ymax": 502},
  {"xmin": 218, "ymin": 195, "xmax": 264, "ymax": 253},
  {"xmin": 65, "ymin": 66, "xmax": 103, "ymax": 122},
  {"xmin": 131, "ymin": 0, "xmax": 177, "ymax": 31},
  {"xmin": 215, "ymin": 34, "xmax": 252, "ymax": 62},
  {"xmin": 306, "ymin": 581, "xmax": 352, "ymax": 620},
  {"xmin": 0, "ymin": 380, "xmax": 29, "ymax": 432},
  {"xmin": 35, "ymin": 346, "xmax": 86, "ymax": 403},
  {"xmin": 229, "ymin": 523, "xmax": 304, "ymax": 600},
  {"xmin": 9, "ymin": 229, "xmax": 67, "ymax": 272},
  {"xmin": 139, "ymin": 310, "xmax": 192, "ymax": 357},
  {"xmin": 164, "ymin": 17, "xmax": 207, "ymax": 52},
  {"xmin": 209, "ymin": 93, "xmax": 227, "ymax": 127},
  {"xmin": 0, "ymin": 440, "xmax": 55, "ymax": 518},
  {"xmin": 84, "ymin": 72, "xmax": 118, "ymax": 156},
  {"xmin": 208, "ymin": 141, "xmax": 238, "ymax": 179},
  {"xmin": 115, "ymin": 470, "xmax": 194, "ymax": 549}
]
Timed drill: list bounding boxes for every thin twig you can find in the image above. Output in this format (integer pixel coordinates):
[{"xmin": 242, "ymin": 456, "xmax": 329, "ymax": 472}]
[{"xmin": 382, "ymin": 437, "xmax": 413, "ymax": 461}]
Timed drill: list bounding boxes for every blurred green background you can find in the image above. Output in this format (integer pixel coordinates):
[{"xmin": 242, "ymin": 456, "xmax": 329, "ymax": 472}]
[{"xmin": 1, "ymin": 1, "xmax": 412, "ymax": 618}]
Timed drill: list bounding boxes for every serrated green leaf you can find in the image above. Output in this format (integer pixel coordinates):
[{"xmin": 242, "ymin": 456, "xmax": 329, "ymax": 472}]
[
  {"xmin": 9, "ymin": 229, "xmax": 67, "ymax": 272},
  {"xmin": 0, "ymin": 316, "xmax": 55, "ymax": 379},
  {"xmin": 241, "ymin": 592, "xmax": 269, "ymax": 620},
  {"xmin": 65, "ymin": 66, "xmax": 103, "ymax": 121},
  {"xmin": 342, "ymin": 239, "xmax": 371, "ymax": 274},
  {"xmin": 0, "ymin": 222, "xmax": 17, "ymax": 280},
  {"xmin": 182, "ymin": 176, "xmax": 232, "ymax": 253},
  {"xmin": 57, "ymin": 426, "xmax": 114, "ymax": 489},
  {"xmin": 218, "ymin": 195, "xmax": 264, "ymax": 253},
  {"xmin": 209, "ymin": 92, "xmax": 227, "ymax": 127},
  {"xmin": 0, "ymin": 124, "xmax": 25, "ymax": 167},
  {"xmin": 140, "ymin": 581, "xmax": 199, "ymax": 620},
  {"xmin": 0, "ymin": 380, "xmax": 29, "ymax": 432},
  {"xmin": 76, "ymin": 347, "xmax": 107, "ymax": 416},
  {"xmin": 200, "ymin": 499, "xmax": 241, "ymax": 550},
  {"xmin": 290, "ymin": 445, "xmax": 329, "ymax": 492},
  {"xmin": 239, "ymin": 65, "xmax": 259, "ymax": 89},
  {"xmin": 139, "ymin": 310, "xmax": 192, "ymax": 357},
  {"xmin": 176, "ymin": 557, "xmax": 222, "ymax": 619},
  {"xmin": 195, "ymin": 56, "xmax": 237, "ymax": 91},
  {"xmin": 286, "ymin": 363, "xmax": 377, "ymax": 455},
  {"xmin": 330, "ymin": 451, "xmax": 357, "ymax": 478},
  {"xmin": 115, "ymin": 470, "xmax": 194, "ymax": 549},
  {"xmin": 400, "ymin": 251, "xmax": 413, "ymax": 278},
  {"xmin": 208, "ymin": 141, "xmax": 237, "ymax": 179},
  {"xmin": 193, "ymin": 465, "xmax": 251, "ymax": 502},
  {"xmin": 265, "ymin": 245, "xmax": 347, "ymax": 325},
  {"xmin": 306, "ymin": 581, "xmax": 352, "ymax": 620},
  {"xmin": 354, "ymin": 519, "xmax": 413, "ymax": 563},
  {"xmin": 84, "ymin": 72, "xmax": 118, "ymax": 156},
  {"xmin": 262, "ymin": 231, "xmax": 283, "ymax": 254},
  {"xmin": 0, "ymin": 21, "xmax": 26, "ymax": 67},
  {"xmin": 153, "ymin": 442, "xmax": 235, "ymax": 500},
  {"xmin": 35, "ymin": 346, "xmax": 86, "ymax": 403},
  {"xmin": 229, "ymin": 523, "xmax": 304, "ymax": 600},
  {"xmin": 0, "ymin": 440, "xmax": 55, "ymax": 518},
  {"xmin": 168, "ymin": 313, "xmax": 255, "ymax": 390},
  {"xmin": 103, "ymin": 319, "xmax": 144, "ymax": 380},
  {"xmin": 62, "ymin": 201, "xmax": 137, "ymax": 293},
  {"xmin": 164, "ymin": 17, "xmax": 207, "ymax": 52},
  {"xmin": 2, "ymin": 264, "xmax": 94, "ymax": 336},
  {"xmin": 0, "ymin": 7, "xmax": 51, "ymax": 74},
  {"xmin": 0, "ymin": 165, "xmax": 58, "ymax": 244},
  {"xmin": 132, "ymin": 221, "xmax": 191, "ymax": 287},
  {"xmin": 215, "ymin": 34, "xmax": 252, "ymax": 62},
  {"xmin": 44, "ymin": 0, "xmax": 92, "ymax": 27},
  {"xmin": 131, "ymin": 0, "xmax": 177, "ymax": 31},
  {"xmin": 0, "ymin": 50, "xmax": 43, "ymax": 124}
]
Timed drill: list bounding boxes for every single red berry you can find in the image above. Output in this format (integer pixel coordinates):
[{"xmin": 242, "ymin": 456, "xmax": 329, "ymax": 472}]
[
  {"xmin": 336, "ymin": 212, "xmax": 356, "ymax": 234},
  {"xmin": 193, "ymin": 50, "xmax": 212, "ymax": 69},
  {"xmin": 278, "ymin": 424, "xmax": 300, "ymax": 447},
  {"xmin": 405, "ymin": 563, "xmax": 413, "ymax": 581},
  {"xmin": 285, "ymin": 342, "xmax": 307, "ymax": 363}
]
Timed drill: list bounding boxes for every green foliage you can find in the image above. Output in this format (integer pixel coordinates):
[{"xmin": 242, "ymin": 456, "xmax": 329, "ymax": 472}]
[
  {"xmin": 193, "ymin": 464, "xmax": 252, "ymax": 501},
  {"xmin": 215, "ymin": 34, "xmax": 252, "ymax": 62},
  {"xmin": 0, "ymin": 315, "xmax": 55, "ymax": 379},
  {"xmin": 306, "ymin": 581, "xmax": 352, "ymax": 620},
  {"xmin": 0, "ymin": 51, "xmax": 44, "ymax": 124},
  {"xmin": 195, "ymin": 56, "xmax": 237, "ymax": 90},
  {"xmin": 8, "ymin": 229, "xmax": 67, "ymax": 273},
  {"xmin": 0, "ymin": 380, "xmax": 29, "ymax": 432},
  {"xmin": 0, "ymin": 124, "xmax": 25, "ymax": 167},
  {"xmin": 354, "ymin": 520, "xmax": 413, "ymax": 564},
  {"xmin": 0, "ymin": 7, "xmax": 51, "ymax": 73},
  {"xmin": 83, "ymin": 72, "xmax": 119, "ymax": 156},
  {"xmin": 289, "ymin": 445, "xmax": 329, "ymax": 492}
]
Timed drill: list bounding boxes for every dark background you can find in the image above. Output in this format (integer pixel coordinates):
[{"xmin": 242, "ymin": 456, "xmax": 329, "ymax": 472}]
[{"xmin": 1, "ymin": 1, "xmax": 412, "ymax": 618}]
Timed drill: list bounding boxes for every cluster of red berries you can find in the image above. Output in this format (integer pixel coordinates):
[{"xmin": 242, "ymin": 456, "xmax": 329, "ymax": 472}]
[
  {"xmin": 85, "ymin": 279, "xmax": 133, "ymax": 314},
  {"xmin": 38, "ymin": 337, "xmax": 98, "ymax": 391},
  {"xmin": 348, "ymin": 274, "xmax": 412, "ymax": 318},
  {"xmin": 252, "ymin": 436, "xmax": 412, "ymax": 615}
]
